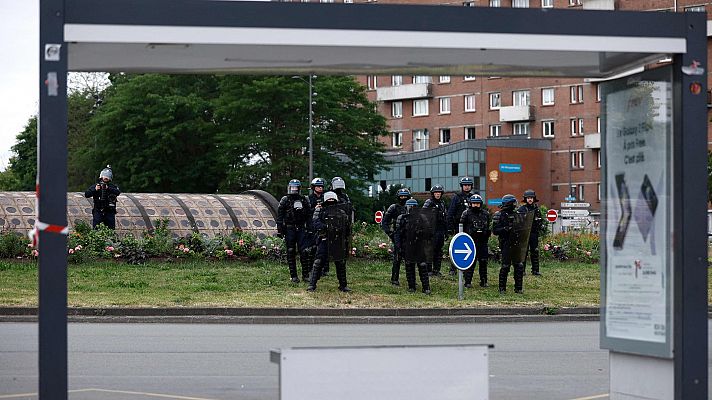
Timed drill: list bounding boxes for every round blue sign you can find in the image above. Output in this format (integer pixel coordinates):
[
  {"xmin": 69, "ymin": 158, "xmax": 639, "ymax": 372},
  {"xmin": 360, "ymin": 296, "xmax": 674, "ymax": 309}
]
[{"xmin": 448, "ymin": 232, "xmax": 477, "ymax": 271}]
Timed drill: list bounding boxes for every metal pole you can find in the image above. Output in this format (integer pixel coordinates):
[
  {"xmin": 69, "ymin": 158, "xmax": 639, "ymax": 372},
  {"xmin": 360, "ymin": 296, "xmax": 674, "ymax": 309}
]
[
  {"xmin": 308, "ymin": 75, "xmax": 313, "ymax": 183},
  {"xmin": 458, "ymin": 223, "xmax": 464, "ymax": 300},
  {"xmin": 39, "ymin": 0, "xmax": 68, "ymax": 398}
]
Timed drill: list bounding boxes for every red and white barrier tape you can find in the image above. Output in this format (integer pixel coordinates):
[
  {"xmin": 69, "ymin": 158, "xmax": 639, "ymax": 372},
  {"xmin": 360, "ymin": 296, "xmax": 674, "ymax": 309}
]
[{"xmin": 29, "ymin": 221, "xmax": 69, "ymax": 247}]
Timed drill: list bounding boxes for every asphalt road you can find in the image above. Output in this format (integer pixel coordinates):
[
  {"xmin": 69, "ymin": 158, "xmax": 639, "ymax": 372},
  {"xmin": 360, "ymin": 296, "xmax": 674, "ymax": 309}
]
[{"xmin": 0, "ymin": 321, "xmax": 706, "ymax": 400}]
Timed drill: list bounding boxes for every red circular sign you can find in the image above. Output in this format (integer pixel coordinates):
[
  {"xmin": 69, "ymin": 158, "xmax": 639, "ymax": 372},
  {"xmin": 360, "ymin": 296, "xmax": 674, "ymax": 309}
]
[
  {"xmin": 546, "ymin": 209, "xmax": 558, "ymax": 223},
  {"xmin": 375, "ymin": 211, "xmax": 384, "ymax": 224}
]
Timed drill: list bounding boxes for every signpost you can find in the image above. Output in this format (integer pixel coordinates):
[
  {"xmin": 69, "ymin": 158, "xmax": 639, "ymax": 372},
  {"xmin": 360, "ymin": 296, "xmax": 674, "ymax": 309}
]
[
  {"xmin": 564, "ymin": 195, "xmax": 576, "ymax": 201},
  {"xmin": 449, "ymin": 232, "xmax": 476, "ymax": 301},
  {"xmin": 561, "ymin": 202, "xmax": 591, "ymax": 208},
  {"xmin": 560, "ymin": 209, "xmax": 590, "ymax": 217},
  {"xmin": 374, "ymin": 210, "xmax": 383, "ymax": 224},
  {"xmin": 546, "ymin": 209, "xmax": 558, "ymax": 223}
]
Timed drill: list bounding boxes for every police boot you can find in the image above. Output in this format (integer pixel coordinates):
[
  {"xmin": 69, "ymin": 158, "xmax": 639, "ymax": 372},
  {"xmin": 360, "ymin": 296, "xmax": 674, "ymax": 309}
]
[
  {"xmin": 418, "ymin": 263, "xmax": 431, "ymax": 295},
  {"xmin": 531, "ymin": 248, "xmax": 542, "ymax": 276},
  {"xmin": 391, "ymin": 254, "xmax": 401, "ymax": 286},
  {"xmin": 287, "ymin": 247, "xmax": 299, "ymax": 283},
  {"xmin": 307, "ymin": 259, "xmax": 322, "ymax": 292},
  {"xmin": 479, "ymin": 259, "xmax": 489, "ymax": 287},
  {"xmin": 405, "ymin": 263, "xmax": 417, "ymax": 292},
  {"xmin": 299, "ymin": 250, "xmax": 312, "ymax": 281},
  {"xmin": 463, "ymin": 265, "xmax": 475, "ymax": 288},
  {"xmin": 336, "ymin": 261, "xmax": 351, "ymax": 292},
  {"xmin": 514, "ymin": 263, "xmax": 525, "ymax": 294},
  {"xmin": 498, "ymin": 266, "xmax": 510, "ymax": 293},
  {"xmin": 432, "ymin": 256, "xmax": 442, "ymax": 276}
]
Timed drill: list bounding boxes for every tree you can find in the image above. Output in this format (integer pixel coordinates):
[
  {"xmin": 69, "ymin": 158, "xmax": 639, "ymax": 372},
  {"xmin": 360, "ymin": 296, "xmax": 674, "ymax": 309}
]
[
  {"xmin": 8, "ymin": 116, "xmax": 37, "ymax": 191},
  {"xmin": 214, "ymin": 75, "xmax": 390, "ymax": 218},
  {"xmin": 84, "ymin": 74, "xmax": 224, "ymax": 193}
]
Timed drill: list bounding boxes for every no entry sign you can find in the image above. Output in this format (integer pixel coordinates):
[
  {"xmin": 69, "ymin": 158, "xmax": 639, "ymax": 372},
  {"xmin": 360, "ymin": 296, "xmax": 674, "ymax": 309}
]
[
  {"xmin": 375, "ymin": 210, "xmax": 384, "ymax": 224},
  {"xmin": 546, "ymin": 209, "xmax": 558, "ymax": 223}
]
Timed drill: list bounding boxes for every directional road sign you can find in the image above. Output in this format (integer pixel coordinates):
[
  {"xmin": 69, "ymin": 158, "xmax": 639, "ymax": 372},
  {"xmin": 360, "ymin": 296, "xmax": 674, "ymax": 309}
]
[
  {"xmin": 560, "ymin": 202, "xmax": 591, "ymax": 208},
  {"xmin": 546, "ymin": 209, "xmax": 558, "ymax": 223},
  {"xmin": 560, "ymin": 209, "xmax": 590, "ymax": 217},
  {"xmin": 564, "ymin": 195, "xmax": 576, "ymax": 201},
  {"xmin": 374, "ymin": 210, "xmax": 383, "ymax": 224},
  {"xmin": 449, "ymin": 232, "xmax": 477, "ymax": 271}
]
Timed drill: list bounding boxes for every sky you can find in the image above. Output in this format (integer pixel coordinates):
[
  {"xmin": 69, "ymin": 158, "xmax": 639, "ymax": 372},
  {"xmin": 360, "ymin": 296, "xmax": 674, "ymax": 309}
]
[{"xmin": 0, "ymin": 0, "xmax": 38, "ymax": 171}]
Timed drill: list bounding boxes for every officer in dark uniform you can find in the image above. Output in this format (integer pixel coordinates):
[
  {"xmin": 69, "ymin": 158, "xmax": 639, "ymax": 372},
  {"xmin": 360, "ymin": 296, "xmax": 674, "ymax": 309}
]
[
  {"xmin": 518, "ymin": 189, "xmax": 543, "ymax": 276},
  {"xmin": 306, "ymin": 178, "xmax": 326, "ymax": 273},
  {"xmin": 446, "ymin": 176, "xmax": 475, "ymax": 274},
  {"xmin": 492, "ymin": 194, "xmax": 524, "ymax": 294},
  {"xmin": 459, "ymin": 194, "xmax": 491, "ymax": 288},
  {"xmin": 422, "ymin": 185, "xmax": 447, "ymax": 276},
  {"xmin": 381, "ymin": 187, "xmax": 411, "ymax": 286},
  {"xmin": 330, "ymin": 176, "xmax": 352, "ymax": 277},
  {"xmin": 277, "ymin": 179, "xmax": 313, "ymax": 283},
  {"xmin": 84, "ymin": 165, "xmax": 121, "ymax": 230},
  {"xmin": 394, "ymin": 199, "xmax": 431, "ymax": 294},
  {"xmin": 307, "ymin": 191, "xmax": 352, "ymax": 293}
]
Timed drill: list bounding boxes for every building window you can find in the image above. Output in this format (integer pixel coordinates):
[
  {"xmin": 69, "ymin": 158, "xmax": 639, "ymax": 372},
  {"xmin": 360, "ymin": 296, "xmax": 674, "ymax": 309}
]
[
  {"xmin": 541, "ymin": 0, "xmax": 553, "ymax": 7},
  {"xmin": 413, "ymin": 129, "xmax": 429, "ymax": 151},
  {"xmin": 578, "ymin": 151, "xmax": 585, "ymax": 168},
  {"xmin": 439, "ymin": 97, "xmax": 451, "ymax": 114},
  {"xmin": 489, "ymin": 92, "xmax": 501, "ymax": 109},
  {"xmin": 413, "ymin": 75, "xmax": 432, "ymax": 84},
  {"xmin": 571, "ymin": 152, "xmax": 577, "ymax": 168},
  {"xmin": 513, "ymin": 122, "xmax": 530, "ymax": 136},
  {"xmin": 570, "ymin": 184, "xmax": 577, "ymax": 199},
  {"xmin": 568, "ymin": 0, "xmax": 582, "ymax": 5},
  {"xmin": 463, "ymin": 1, "xmax": 476, "ymax": 6},
  {"xmin": 597, "ymin": 183, "xmax": 601, "ymax": 201},
  {"xmin": 391, "ymin": 131, "xmax": 402, "ymax": 148},
  {"xmin": 596, "ymin": 84, "xmax": 601, "ymax": 102},
  {"xmin": 320, "ymin": 0, "xmax": 334, "ymax": 2},
  {"xmin": 489, "ymin": 0, "xmax": 501, "ymax": 6},
  {"xmin": 570, "ymin": 85, "xmax": 584, "ymax": 103},
  {"xmin": 406, "ymin": 165, "xmax": 412, "ymax": 179},
  {"xmin": 413, "ymin": 99, "xmax": 429, "ymax": 116},
  {"xmin": 597, "ymin": 117, "xmax": 601, "ymax": 133},
  {"xmin": 464, "ymin": 76, "xmax": 476, "ymax": 81},
  {"xmin": 596, "ymin": 149, "xmax": 601, "ymax": 168},
  {"xmin": 392, "ymin": 101, "xmax": 403, "ymax": 118},
  {"xmin": 685, "ymin": 5, "xmax": 705, "ymax": 12},
  {"xmin": 513, "ymin": 90, "xmax": 530, "ymax": 106},
  {"xmin": 439, "ymin": 75, "xmax": 451, "ymax": 83},
  {"xmin": 578, "ymin": 184, "xmax": 585, "ymax": 201},
  {"xmin": 542, "ymin": 87, "xmax": 555, "ymax": 106},
  {"xmin": 464, "ymin": 95, "xmax": 476, "ymax": 112},
  {"xmin": 439, "ymin": 128, "xmax": 451, "ymax": 144},
  {"xmin": 465, "ymin": 126, "xmax": 476, "ymax": 140},
  {"xmin": 367, "ymin": 76, "xmax": 377, "ymax": 90},
  {"xmin": 489, "ymin": 124, "xmax": 501, "ymax": 137},
  {"xmin": 451, "ymin": 163, "xmax": 459, "ymax": 176},
  {"xmin": 578, "ymin": 118, "xmax": 584, "ymax": 134},
  {"xmin": 542, "ymin": 120, "xmax": 555, "ymax": 138},
  {"xmin": 512, "ymin": 0, "xmax": 529, "ymax": 7},
  {"xmin": 425, "ymin": 178, "xmax": 432, "ymax": 191},
  {"xmin": 392, "ymin": 75, "xmax": 403, "ymax": 86},
  {"xmin": 570, "ymin": 118, "xmax": 578, "ymax": 136}
]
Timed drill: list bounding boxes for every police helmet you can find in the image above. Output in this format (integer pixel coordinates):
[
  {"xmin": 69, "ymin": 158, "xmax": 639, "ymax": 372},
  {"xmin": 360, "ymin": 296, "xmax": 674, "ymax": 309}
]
[
  {"xmin": 405, "ymin": 199, "xmax": 418, "ymax": 210},
  {"xmin": 430, "ymin": 185, "xmax": 444, "ymax": 194},
  {"xmin": 99, "ymin": 165, "xmax": 113, "ymax": 181},
  {"xmin": 501, "ymin": 194, "xmax": 517, "ymax": 208},
  {"xmin": 469, "ymin": 194, "xmax": 484, "ymax": 205},
  {"xmin": 323, "ymin": 191, "xmax": 338, "ymax": 203},
  {"xmin": 331, "ymin": 177, "xmax": 346, "ymax": 190},
  {"xmin": 459, "ymin": 177, "xmax": 474, "ymax": 187},
  {"xmin": 287, "ymin": 179, "xmax": 301, "ymax": 195},
  {"xmin": 522, "ymin": 189, "xmax": 538, "ymax": 202},
  {"xmin": 396, "ymin": 188, "xmax": 411, "ymax": 198},
  {"xmin": 310, "ymin": 177, "xmax": 325, "ymax": 188}
]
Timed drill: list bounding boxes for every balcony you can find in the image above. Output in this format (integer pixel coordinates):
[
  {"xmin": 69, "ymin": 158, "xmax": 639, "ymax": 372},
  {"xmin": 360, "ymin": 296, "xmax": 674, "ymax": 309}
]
[
  {"xmin": 499, "ymin": 105, "xmax": 534, "ymax": 122},
  {"xmin": 376, "ymin": 83, "xmax": 432, "ymax": 102},
  {"xmin": 583, "ymin": 0, "xmax": 615, "ymax": 10},
  {"xmin": 584, "ymin": 132, "xmax": 601, "ymax": 149}
]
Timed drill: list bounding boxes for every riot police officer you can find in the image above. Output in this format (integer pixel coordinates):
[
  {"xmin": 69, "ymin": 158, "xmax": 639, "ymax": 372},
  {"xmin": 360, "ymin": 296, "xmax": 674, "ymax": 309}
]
[
  {"xmin": 394, "ymin": 199, "xmax": 432, "ymax": 294},
  {"xmin": 381, "ymin": 187, "xmax": 411, "ymax": 285},
  {"xmin": 518, "ymin": 189, "xmax": 543, "ymax": 276},
  {"xmin": 492, "ymin": 194, "xmax": 525, "ymax": 294},
  {"xmin": 460, "ymin": 194, "xmax": 491, "ymax": 288},
  {"xmin": 277, "ymin": 179, "xmax": 313, "ymax": 283},
  {"xmin": 446, "ymin": 176, "xmax": 475, "ymax": 274},
  {"xmin": 422, "ymin": 185, "xmax": 447, "ymax": 276},
  {"xmin": 307, "ymin": 191, "xmax": 352, "ymax": 293},
  {"xmin": 306, "ymin": 178, "xmax": 326, "ymax": 273},
  {"xmin": 84, "ymin": 165, "xmax": 121, "ymax": 230}
]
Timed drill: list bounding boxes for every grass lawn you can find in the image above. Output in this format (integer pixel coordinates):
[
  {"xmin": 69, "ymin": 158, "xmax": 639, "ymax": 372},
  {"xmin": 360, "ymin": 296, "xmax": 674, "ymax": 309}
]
[{"xmin": 0, "ymin": 259, "xmax": 709, "ymax": 308}]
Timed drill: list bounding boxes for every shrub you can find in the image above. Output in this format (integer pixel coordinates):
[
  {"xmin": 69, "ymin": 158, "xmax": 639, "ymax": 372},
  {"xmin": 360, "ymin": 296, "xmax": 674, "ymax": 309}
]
[
  {"xmin": 0, "ymin": 231, "xmax": 31, "ymax": 258},
  {"xmin": 143, "ymin": 218, "xmax": 174, "ymax": 257},
  {"xmin": 118, "ymin": 234, "xmax": 148, "ymax": 265}
]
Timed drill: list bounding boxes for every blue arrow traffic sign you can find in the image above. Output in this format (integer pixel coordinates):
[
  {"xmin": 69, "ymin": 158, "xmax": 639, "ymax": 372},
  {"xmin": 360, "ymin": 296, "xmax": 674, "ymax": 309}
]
[{"xmin": 449, "ymin": 232, "xmax": 477, "ymax": 271}]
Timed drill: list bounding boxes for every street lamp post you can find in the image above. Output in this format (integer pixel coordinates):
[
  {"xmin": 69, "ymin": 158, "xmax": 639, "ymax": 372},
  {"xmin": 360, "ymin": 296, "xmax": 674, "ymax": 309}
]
[{"xmin": 292, "ymin": 75, "xmax": 315, "ymax": 183}]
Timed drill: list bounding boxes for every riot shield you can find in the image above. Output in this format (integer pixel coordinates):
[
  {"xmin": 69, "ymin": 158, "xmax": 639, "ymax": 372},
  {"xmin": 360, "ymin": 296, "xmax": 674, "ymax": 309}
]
[
  {"xmin": 509, "ymin": 210, "xmax": 534, "ymax": 264},
  {"xmin": 323, "ymin": 204, "xmax": 352, "ymax": 261},
  {"xmin": 402, "ymin": 208, "xmax": 438, "ymax": 264}
]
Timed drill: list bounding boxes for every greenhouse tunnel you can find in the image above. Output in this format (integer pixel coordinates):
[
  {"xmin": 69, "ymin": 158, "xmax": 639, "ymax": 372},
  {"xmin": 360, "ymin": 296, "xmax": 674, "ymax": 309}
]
[{"xmin": 0, "ymin": 190, "xmax": 279, "ymax": 239}]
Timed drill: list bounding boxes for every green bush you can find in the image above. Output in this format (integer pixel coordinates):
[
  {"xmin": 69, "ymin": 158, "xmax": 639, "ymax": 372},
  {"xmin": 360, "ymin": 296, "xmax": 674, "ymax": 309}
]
[
  {"xmin": 143, "ymin": 218, "xmax": 174, "ymax": 257},
  {"xmin": 0, "ymin": 231, "xmax": 31, "ymax": 258},
  {"xmin": 541, "ymin": 233, "xmax": 600, "ymax": 263}
]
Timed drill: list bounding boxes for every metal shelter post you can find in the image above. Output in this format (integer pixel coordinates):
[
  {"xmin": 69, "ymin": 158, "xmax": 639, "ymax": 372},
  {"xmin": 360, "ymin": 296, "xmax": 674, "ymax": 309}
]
[{"xmin": 39, "ymin": 0, "xmax": 69, "ymax": 398}]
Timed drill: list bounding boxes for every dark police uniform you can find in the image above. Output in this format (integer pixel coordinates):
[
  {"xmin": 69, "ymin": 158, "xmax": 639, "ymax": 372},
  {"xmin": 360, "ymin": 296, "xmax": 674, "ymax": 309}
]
[
  {"xmin": 84, "ymin": 180, "xmax": 121, "ymax": 230},
  {"xmin": 277, "ymin": 192, "xmax": 313, "ymax": 282},
  {"xmin": 492, "ymin": 203, "xmax": 523, "ymax": 293},
  {"xmin": 422, "ymin": 196, "xmax": 447, "ymax": 276},
  {"xmin": 382, "ymin": 201, "xmax": 407, "ymax": 284},
  {"xmin": 460, "ymin": 206, "xmax": 491, "ymax": 287},
  {"xmin": 518, "ymin": 202, "xmax": 543, "ymax": 275},
  {"xmin": 394, "ymin": 209, "xmax": 431, "ymax": 294},
  {"xmin": 307, "ymin": 201, "xmax": 351, "ymax": 292}
]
